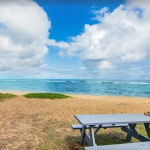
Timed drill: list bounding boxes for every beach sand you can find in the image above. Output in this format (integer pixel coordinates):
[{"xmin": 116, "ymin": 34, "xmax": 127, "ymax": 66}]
[{"xmin": 0, "ymin": 92, "xmax": 150, "ymax": 149}]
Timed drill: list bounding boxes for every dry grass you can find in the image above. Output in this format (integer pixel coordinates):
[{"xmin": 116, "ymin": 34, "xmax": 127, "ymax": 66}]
[{"xmin": 0, "ymin": 93, "xmax": 150, "ymax": 150}]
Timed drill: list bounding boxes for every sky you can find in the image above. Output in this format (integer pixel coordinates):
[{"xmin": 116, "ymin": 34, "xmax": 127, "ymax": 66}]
[{"xmin": 0, "ymin": 0, "xmax": 150, "ymax": 79}]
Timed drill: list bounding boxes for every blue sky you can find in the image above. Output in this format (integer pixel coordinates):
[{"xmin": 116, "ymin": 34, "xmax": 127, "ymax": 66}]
[
  {"xmin": 37, "ymin": 0, "xmax": 125, "ymax": 41},
  {"xmin": 0, "ymin": 0, "xmax": 150, "ymax": 79}
]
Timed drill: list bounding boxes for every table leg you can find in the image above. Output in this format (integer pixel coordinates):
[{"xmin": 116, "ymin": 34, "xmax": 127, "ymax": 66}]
[
  {"xmin": 144, "ymin": 123, "xmax": 150, "ymax": 138},
  {"xmin": 122, "ymin": 123, "xmax": 150, "ymax": 142},
  {"xmin": 80, "ymin": 125, "xmax": 86, "ymax": 145},
  {"xmin": 126, "ymin": 124, "xmax": 136, "ymax": 142},
  {"xmin": 80, "ymin": 125, "xmax": 97, "ymax": 146},
  {"xmin": 94, "ymin": 125, "xmax": 102, "ymax": 135},
  {"xmin": 89, "ymin": 125, "xmax": 96, "ymax": 146}
]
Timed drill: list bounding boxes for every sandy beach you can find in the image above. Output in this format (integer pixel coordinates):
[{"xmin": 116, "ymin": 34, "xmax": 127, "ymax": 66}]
[{"xmin": 0, "ymin": 92, "xmax": 150, "ymax": 149}]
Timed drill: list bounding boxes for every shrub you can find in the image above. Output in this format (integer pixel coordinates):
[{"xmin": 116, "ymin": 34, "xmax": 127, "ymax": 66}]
[{"xmin": 24, "ymin": 93, "xmax": 71, "ymax": 99}]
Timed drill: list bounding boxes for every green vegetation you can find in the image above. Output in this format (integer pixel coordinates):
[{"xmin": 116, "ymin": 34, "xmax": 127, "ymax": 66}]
[
  {"xmin": 39, "ymin": 121, "xmax": 144, "ymax": 150},
  {"xmin": 24, "ymin": 93, "xmax": 71, "ymax": 99},
  {"xmin": 0, "ymin": 93, "xmax": 17, "ymax": 101}
]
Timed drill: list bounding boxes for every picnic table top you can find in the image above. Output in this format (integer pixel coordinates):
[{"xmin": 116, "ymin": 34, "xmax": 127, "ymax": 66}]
[{"xmin": 75, "ymin": 113, "xmax": 150, "ymax": 125}]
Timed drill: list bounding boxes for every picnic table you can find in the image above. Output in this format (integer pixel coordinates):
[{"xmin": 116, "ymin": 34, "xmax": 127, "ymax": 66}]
[{"xmin": 73, "ymin": 114, "xmax": 150, "ymax": 147}]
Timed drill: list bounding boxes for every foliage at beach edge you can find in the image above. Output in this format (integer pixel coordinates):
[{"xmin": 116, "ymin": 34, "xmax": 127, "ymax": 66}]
[
  {"xmin": 24, "ymin": 93, "xmax": 71, "ymax": 99},
  {"xmin": 0, "ymin": 93, "xmax": 17, "ymax": 101}
]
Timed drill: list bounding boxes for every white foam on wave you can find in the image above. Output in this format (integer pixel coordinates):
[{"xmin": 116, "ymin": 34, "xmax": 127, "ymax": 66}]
[
  {"xmin": 3, "ymin": 80, "xmax": 18, "ymax": 82},
  {"xmin": 46, "ymin": 81, "xmax": 67, "ymax": 83},
  {"xmin": 114, "ymin": 81, "xmax": 150, "ymax": 85},
  {"xmin": 129, "ymin": 82, "xmax": 150, "ymax": 85}
]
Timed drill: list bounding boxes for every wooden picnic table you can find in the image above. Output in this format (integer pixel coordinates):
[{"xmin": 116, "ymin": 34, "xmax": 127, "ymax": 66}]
[{"xmin": 74, "ymin": 114, "xmax": 150, "ymax": 146}]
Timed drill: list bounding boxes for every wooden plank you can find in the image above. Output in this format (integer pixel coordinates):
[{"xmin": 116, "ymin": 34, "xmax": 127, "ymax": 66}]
[
  {"xmin": 72, "ymin": 124, "xmax": 128, "ymax": 130},
  {"xmin": 84, "ymin": 142, "xmax": 150, "ymax": 150},
  {"xmin": 75, "ymin": 114, "xmax": 150, "ymax": 126}
]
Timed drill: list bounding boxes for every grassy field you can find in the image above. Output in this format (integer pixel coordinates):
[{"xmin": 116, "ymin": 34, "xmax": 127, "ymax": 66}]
[
  {"xmin": 0, "ymin": 94, "xmax": 149, "ymax": 149},
  {"xmin": 39, "ymin": 122, "xmax": 145, "ymax": 150}
]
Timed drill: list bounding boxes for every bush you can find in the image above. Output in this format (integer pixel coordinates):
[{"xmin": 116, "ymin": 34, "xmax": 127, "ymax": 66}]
[{"xmin": 24, "ymin": 93, "xmax": 71, "ymax": 99}]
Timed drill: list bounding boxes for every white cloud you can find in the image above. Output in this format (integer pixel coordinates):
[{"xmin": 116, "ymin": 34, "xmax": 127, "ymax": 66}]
[
  {"xmin": 98, "ymin": 61, "xmax": 114, "ymax": 69},
  {"xmin": 47, "ymin": 0, "xmax": 150, "ymax": 78},
  {"xmin": 79, "ymin": 67, "xmax": 86, "ymax": 70},
  {"xmin": 121, "ymin": 53, "xmax": 147, "ymax": 63},
  {"xmin": 0, "ymin": 0, "xmax": 50, "ymax": 76},
  {"xmin": 1, "ymin": 0, "xmax": 150, "ymax": 79},
  {"xmin": 47, "ymin": 39, "xmax": 69, "ymax": 49},
  {"xmin": 92, "ymin": 7, "xmax": 109, "ymax": 21}
]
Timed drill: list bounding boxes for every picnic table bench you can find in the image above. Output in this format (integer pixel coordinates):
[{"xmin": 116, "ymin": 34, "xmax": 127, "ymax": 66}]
[
  {"xmin": 84, "ymin": 141, "xmax": 150, "ymax": 150},
  {"xmin": 72, "ymin": 123, "xmax": 128, "ymax": 130}
]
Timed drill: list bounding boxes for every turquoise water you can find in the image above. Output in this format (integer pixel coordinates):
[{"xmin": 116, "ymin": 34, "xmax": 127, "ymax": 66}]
[{"xmin": 0, "ymin": 79, "xmax": 150, "ymax": 97}]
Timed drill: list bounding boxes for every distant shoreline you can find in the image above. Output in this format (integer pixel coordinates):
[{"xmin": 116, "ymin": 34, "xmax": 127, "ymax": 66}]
[{"xmin": 0, "ymin": 91, "xmax": 150, "ymax": 99}]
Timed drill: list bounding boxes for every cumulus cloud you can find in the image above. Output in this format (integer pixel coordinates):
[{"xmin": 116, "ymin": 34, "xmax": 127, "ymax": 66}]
[
  {"xmin": 0, "ymin": 0, "xmax": 50, "ymax": 77},
  {"xmin": 47, "ymin": 0, "xmax": 150, "ymax": 78},
  {"xmin": 1, "ymin": 0, "xmax": 150, "ymax": 79}
]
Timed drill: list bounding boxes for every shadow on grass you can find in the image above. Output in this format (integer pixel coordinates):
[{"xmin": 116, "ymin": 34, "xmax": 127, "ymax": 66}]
[
  {"xmin": 65, "ymin": 135, "xmax": 86, "ymax": 150},
  {"xmin": 65, "ymin": 130, "xmax": 129, "ymax": 150}
]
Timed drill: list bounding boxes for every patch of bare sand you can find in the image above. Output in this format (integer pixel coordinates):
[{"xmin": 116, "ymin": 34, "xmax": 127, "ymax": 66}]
[{"xmin": 0, "ymin": 93, "xmax": 150, "ymax": 149}]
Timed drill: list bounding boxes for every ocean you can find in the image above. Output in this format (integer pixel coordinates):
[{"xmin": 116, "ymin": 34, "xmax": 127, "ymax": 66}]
[{"xmin": 0, "ymin": 79, "xmax": 150, "ymax": 97}]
